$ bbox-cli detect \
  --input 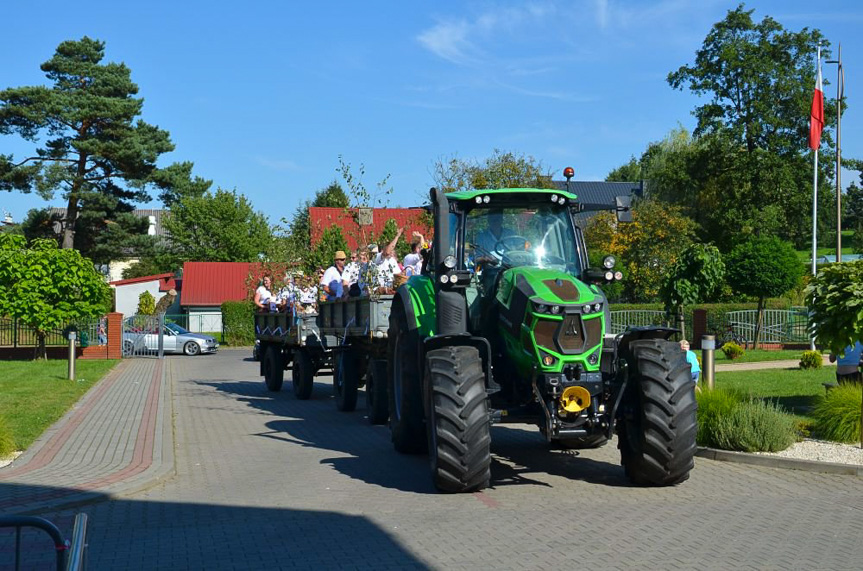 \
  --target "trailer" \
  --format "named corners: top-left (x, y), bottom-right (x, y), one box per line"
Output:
top-left (254, 295), bottom-right (394, 424)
